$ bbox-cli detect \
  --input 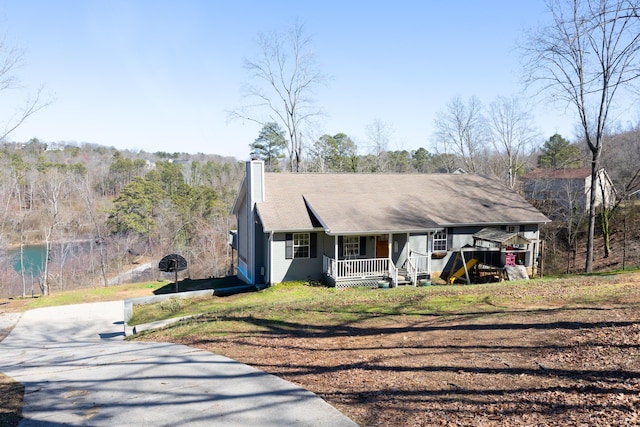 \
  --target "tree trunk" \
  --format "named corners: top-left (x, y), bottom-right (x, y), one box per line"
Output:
top-left (585, 153), bottom-right (600, 273)
top-left (600, 210), bottom-right (611, 258)
top-left (42, 239), bottom-right (50, 296)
